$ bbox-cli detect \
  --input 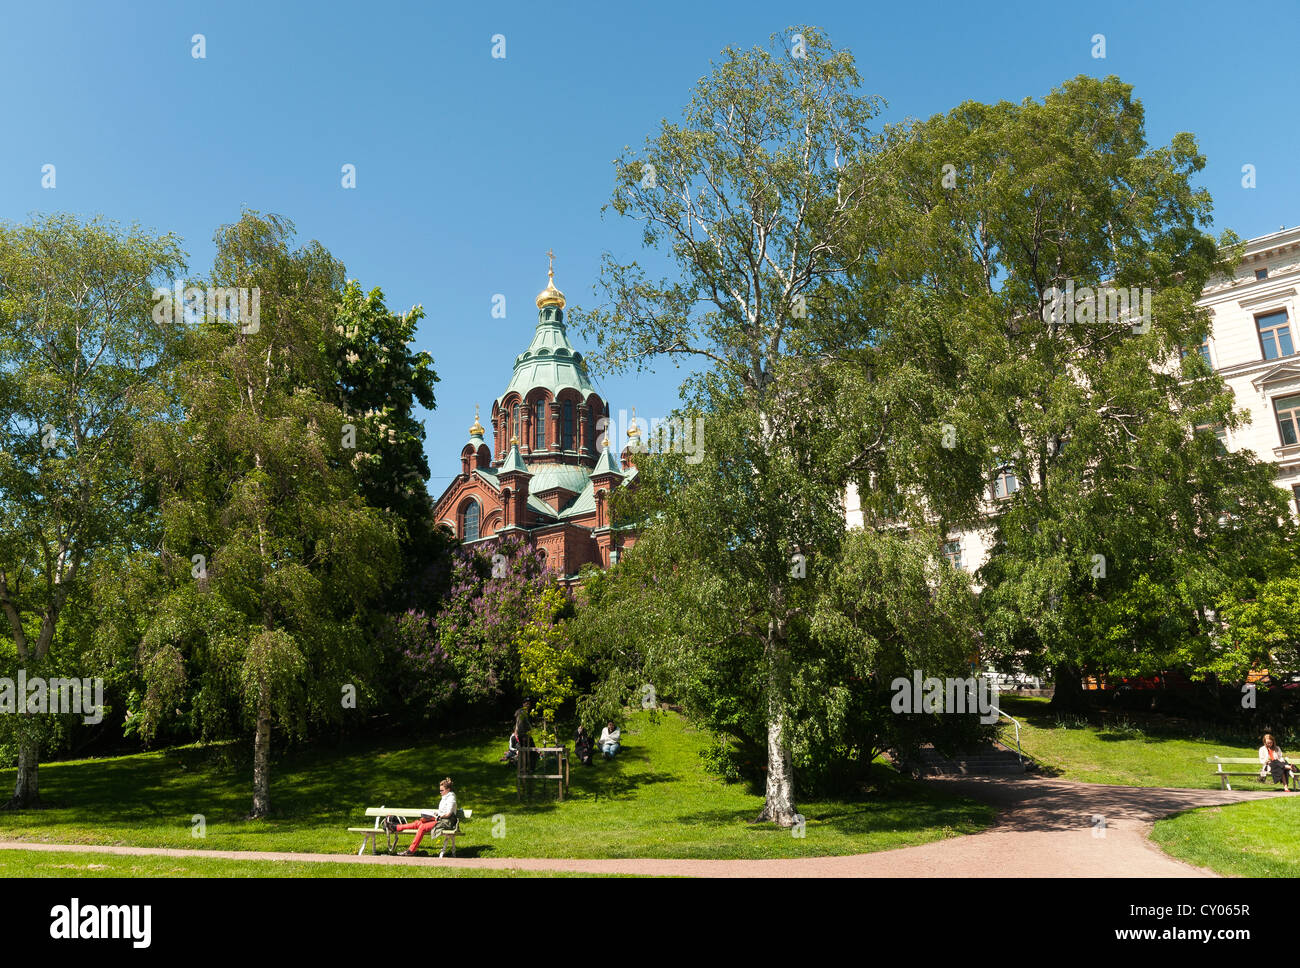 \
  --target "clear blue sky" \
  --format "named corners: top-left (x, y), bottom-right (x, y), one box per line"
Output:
top-left (1, 0), bottom-right (1294, 495)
